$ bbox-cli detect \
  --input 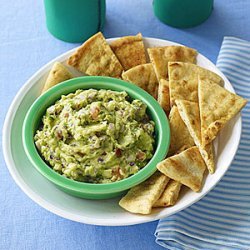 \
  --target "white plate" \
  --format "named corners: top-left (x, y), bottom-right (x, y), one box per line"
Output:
top-left (2, 37), bottom-right (242, 226)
